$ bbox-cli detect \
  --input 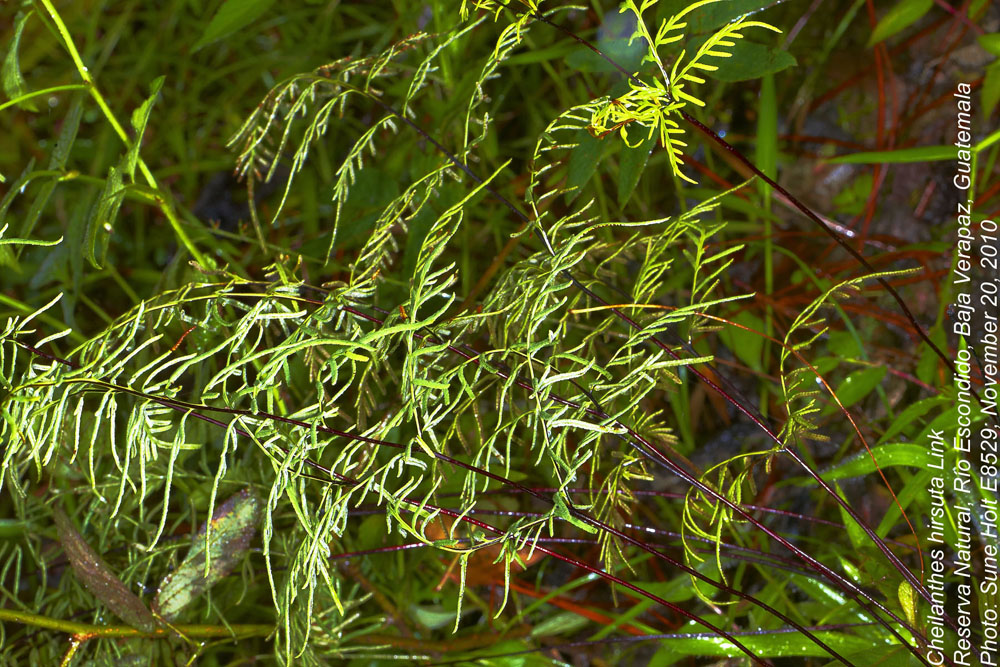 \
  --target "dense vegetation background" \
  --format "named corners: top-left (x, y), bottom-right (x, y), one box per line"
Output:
top-left (1, 0), bottom-right (998, 664)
